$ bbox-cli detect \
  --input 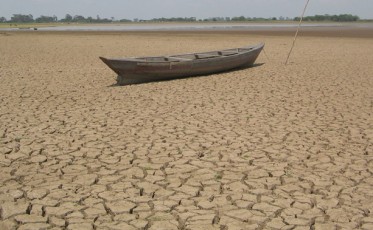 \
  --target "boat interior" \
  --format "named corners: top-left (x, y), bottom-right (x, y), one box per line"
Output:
top-left (138, 47), bottom-right (254, 62)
